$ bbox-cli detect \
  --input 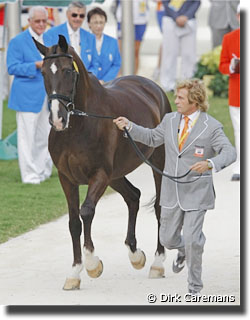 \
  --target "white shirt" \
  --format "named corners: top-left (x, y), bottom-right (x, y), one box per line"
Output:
top-left (67, 22), bottom-right (80, 55)
top-left (29, 27), bottom-right (44, 57)
top-left (95, 35), bottom-right (103, 55)
top-left (29, 27), bottom-right (44, 43)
